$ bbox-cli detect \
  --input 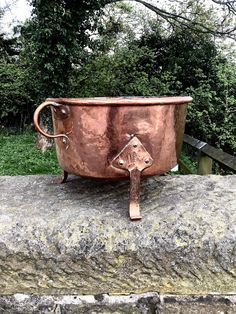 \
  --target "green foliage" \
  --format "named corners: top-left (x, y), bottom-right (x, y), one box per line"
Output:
top-left (0, 35), bottom-right (17, 60)
top-left (136, 26), bottom-right (236, 155)
top-left (180, 151), bottom-right (198, 174)
top-left (70, 23), bottom-right (235, 156)
top-left (0, 131), bottom-right (60, 175)
top-left (0, 31), bottom-right (33, 129)
top-left (71, 46), bottom-right (158, 97)
top-left (22, 0), bottom-right (108, 100)
top-left (185, 59), bottom-right (236, 155)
